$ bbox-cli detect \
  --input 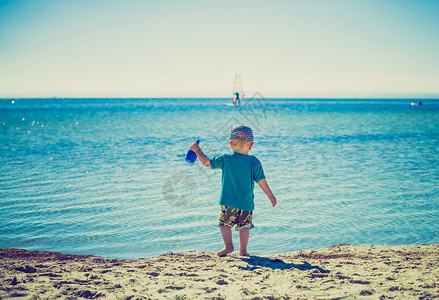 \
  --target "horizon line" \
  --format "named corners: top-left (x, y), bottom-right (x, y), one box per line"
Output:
top-left (1, 96), bottom-right (439, 100)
